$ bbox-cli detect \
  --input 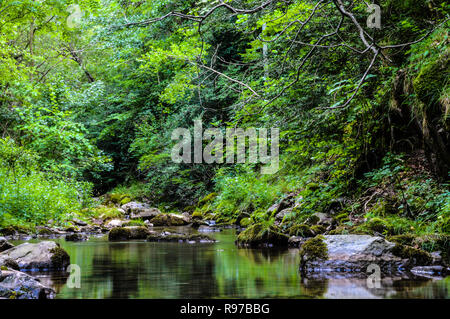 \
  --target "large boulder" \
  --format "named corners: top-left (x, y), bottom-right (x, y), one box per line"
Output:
top-left (121, 202), bottom-right (151, 215)
top-left (299, 235), bottom-right (432, 275)
top-left (150, 213), bottom-right (189, 226)
top-left (274, 208), bottom-right (293, 225)
top-left (108, 226), bottom-right (151, 241)
top-left (0, 269), bottom-right (55, 299)
top-left (130, 208), bottom-right (161, 221)
top-left (236, 223), bottom-right (289, 247)
top-left (0, 241), bottom-right (70, 271)
top-left (0, 237), bottom-right (14, 252)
